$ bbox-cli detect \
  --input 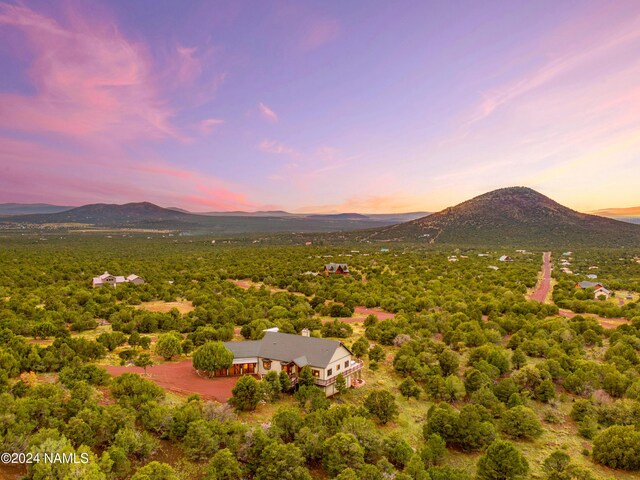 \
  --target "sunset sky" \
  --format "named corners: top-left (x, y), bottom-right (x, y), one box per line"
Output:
top-left (1, 0), bottom-right (639, 213)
